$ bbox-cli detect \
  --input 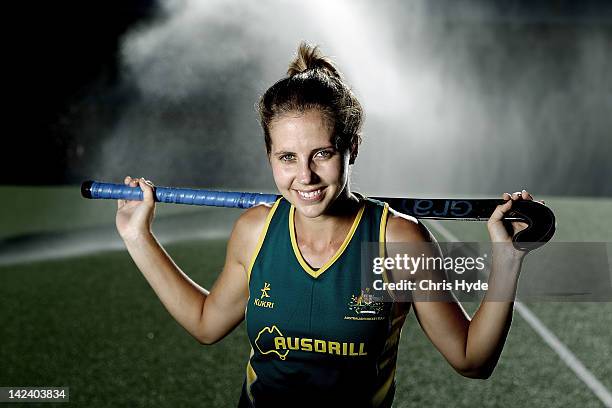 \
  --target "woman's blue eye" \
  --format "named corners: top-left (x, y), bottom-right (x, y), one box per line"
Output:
top-left (315, 150), bottom-right (332, 159)
top-left (280, 154), bottom-right (295, 162)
